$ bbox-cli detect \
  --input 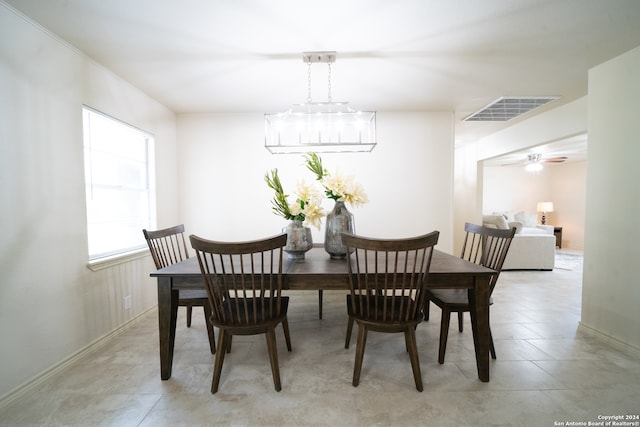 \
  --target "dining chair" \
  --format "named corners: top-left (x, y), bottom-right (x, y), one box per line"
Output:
top-left (342, 231), bottom-right (440, 391)
top-left (425, 222), bottom-right (515, 364)
top-left (189, 233), bottom-right (292, 394)
top-left (143, 224), bottom-right (216, 354)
